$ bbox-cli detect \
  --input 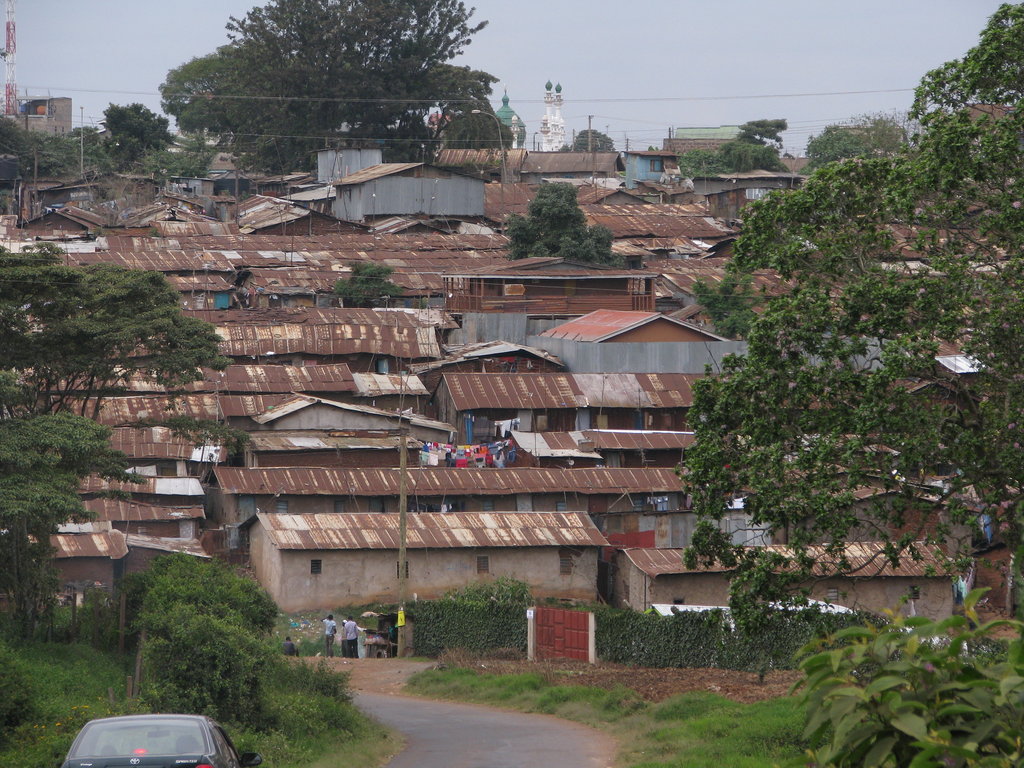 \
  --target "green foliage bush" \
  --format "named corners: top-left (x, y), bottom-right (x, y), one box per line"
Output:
top-left (142, 605), bottom-right (274, 726)
top-left (413, 578), bottom-right (531, 656)
top-left (595, 605), bottom-right (870, 671)
top-left (797, 590), bottom-right (1023, 767)
top-left (0, 641), bottom-right (34, 744)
